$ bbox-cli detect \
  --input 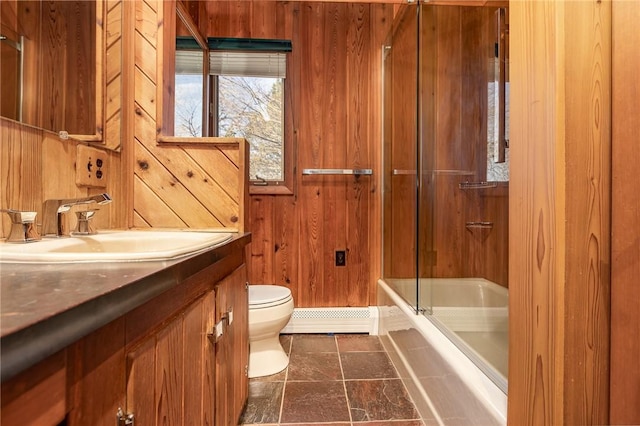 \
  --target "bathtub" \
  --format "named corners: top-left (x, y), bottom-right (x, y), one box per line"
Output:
top-left (377, 278), bottom-right (507, 425)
